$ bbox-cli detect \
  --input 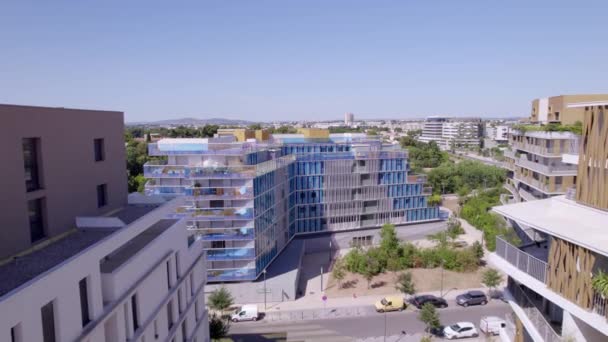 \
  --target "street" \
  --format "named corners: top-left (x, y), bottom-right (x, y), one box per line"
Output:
top-left (229, 300), bottom-right (511, 341)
